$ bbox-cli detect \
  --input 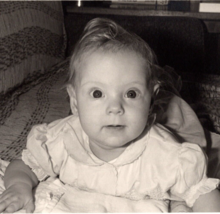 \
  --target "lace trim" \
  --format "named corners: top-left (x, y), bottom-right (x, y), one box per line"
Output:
top-left (185, 177), bottom-right (220, 207)
top-left (22, 149), bottom-right (49, 181)
top-left (33, 179), bottom-right (65, 213)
